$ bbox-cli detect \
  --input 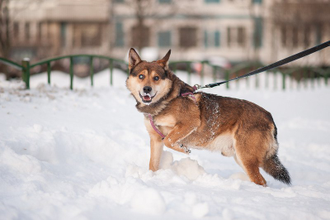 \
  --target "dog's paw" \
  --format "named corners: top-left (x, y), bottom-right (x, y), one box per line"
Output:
top-left (180, 144), bottom-right (191, 154)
